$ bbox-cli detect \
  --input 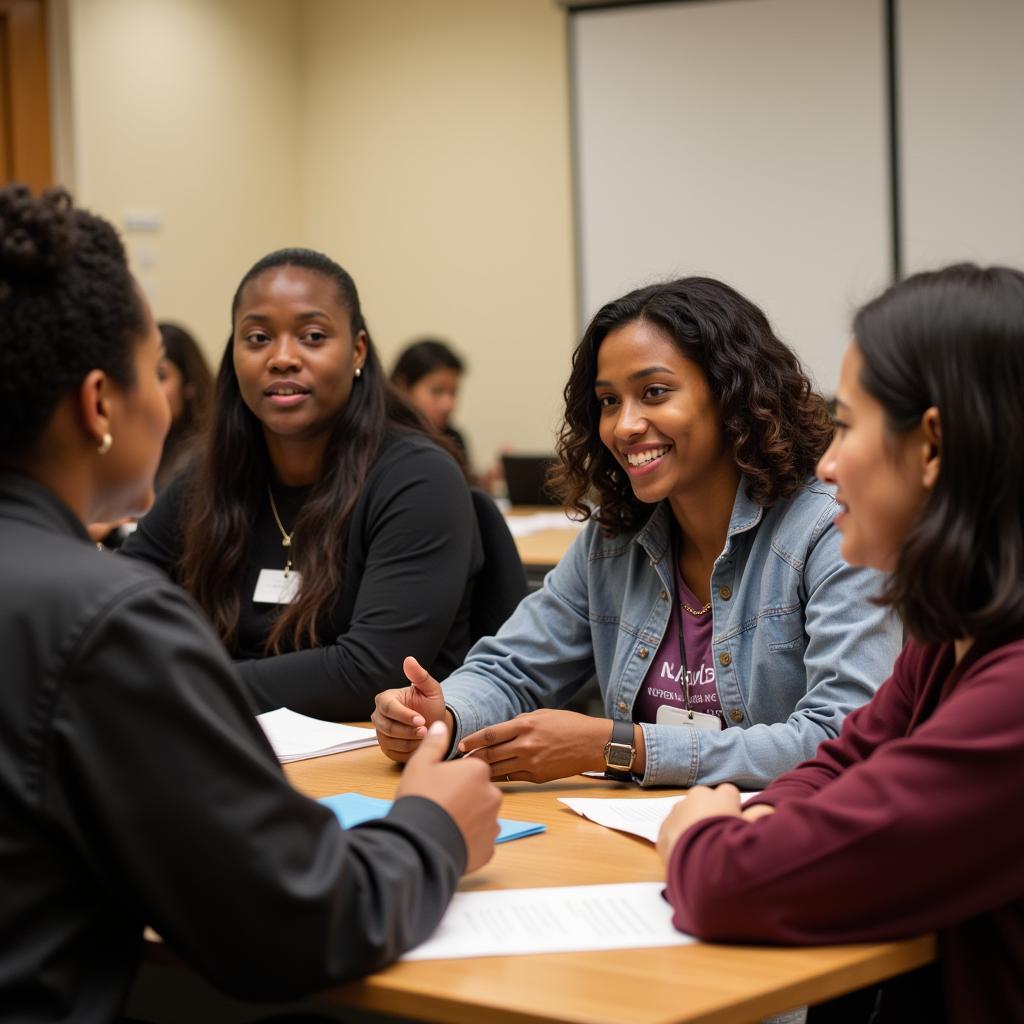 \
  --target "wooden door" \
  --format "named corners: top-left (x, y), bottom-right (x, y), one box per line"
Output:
top-left (0, 0), bottom-right (52, 191)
